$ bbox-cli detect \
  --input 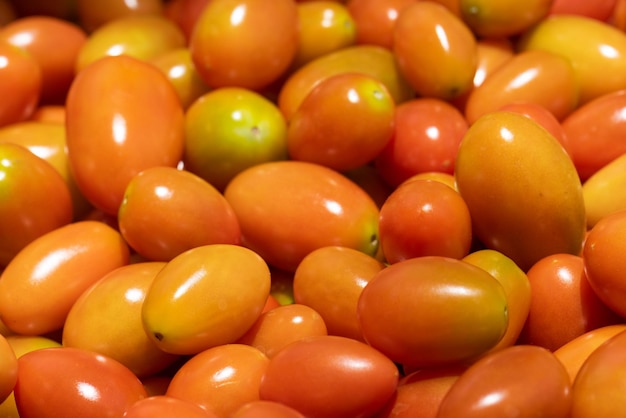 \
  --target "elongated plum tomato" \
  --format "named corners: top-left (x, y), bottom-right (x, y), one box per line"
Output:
top-left (459, 0), bottom-right (552, 37)
top-left (65, 54), bottom-right (185, 215)
top-left (224, 160), bottom-right (380, 272)
top-left (0, 221), bottom-right (130, 335)
top-left (259, 335), bottom-right (399, 418)
top-left (141, 244), bottom-right (271, 355)
top-left (0, 335), bottom-right (16, 404)
top-left (0, 142), bottom-right (72, 267)
top-left (357, 256), bottom-right (508, 369)
top-left (437, 345), bottom-right (571, 418)
top-left (455, 111), bottom-right (586, 271)
top-left (14, 347), bottom-right (147, 418)
top-left (118, 166), bottom-right (241, 262)
top-left (190, 0), bottom-right (298, 90)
